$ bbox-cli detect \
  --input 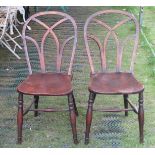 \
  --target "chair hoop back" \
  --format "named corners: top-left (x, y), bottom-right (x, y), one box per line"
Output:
top-left (22, 11), bottom-right (77, 75)
top-left (84, 10), bottom-right (139, 74)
